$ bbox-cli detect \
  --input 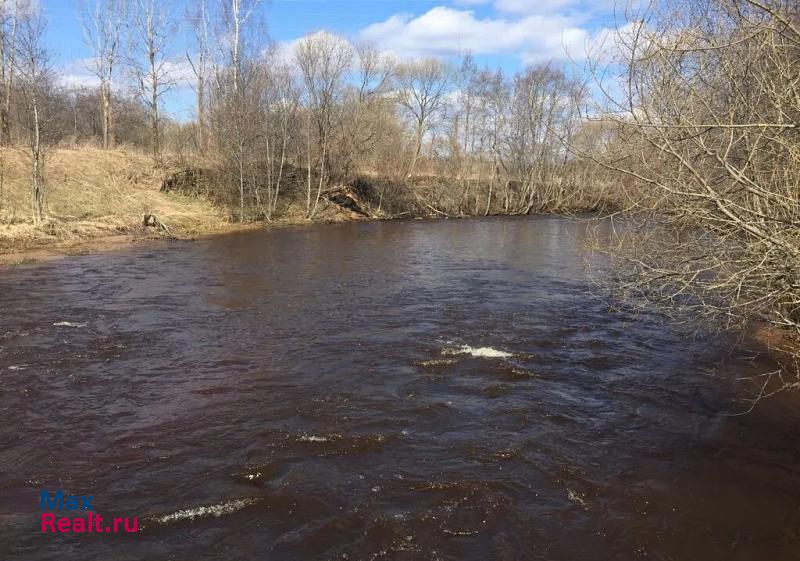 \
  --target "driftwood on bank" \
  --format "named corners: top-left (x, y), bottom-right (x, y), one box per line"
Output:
top-left (142, 213), bottom-right (172, 235)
